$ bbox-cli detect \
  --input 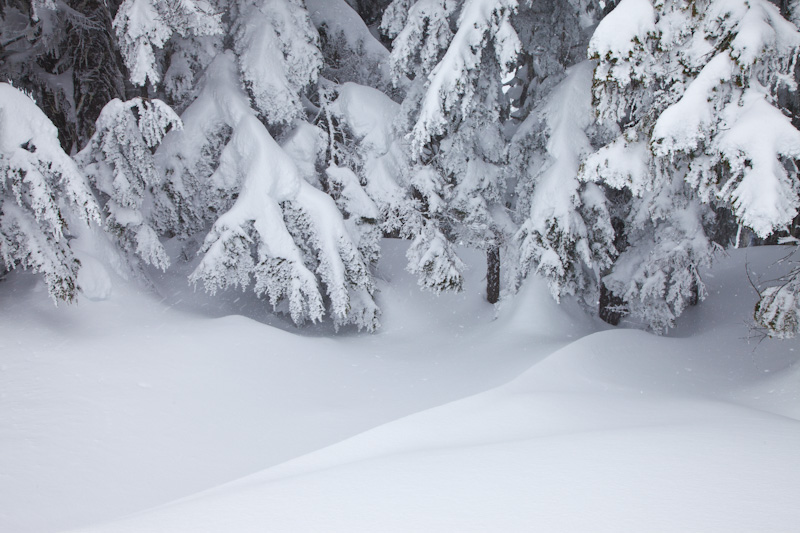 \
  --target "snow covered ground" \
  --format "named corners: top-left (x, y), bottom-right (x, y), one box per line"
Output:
top-left (1, 241), bottom-right (798, 532)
